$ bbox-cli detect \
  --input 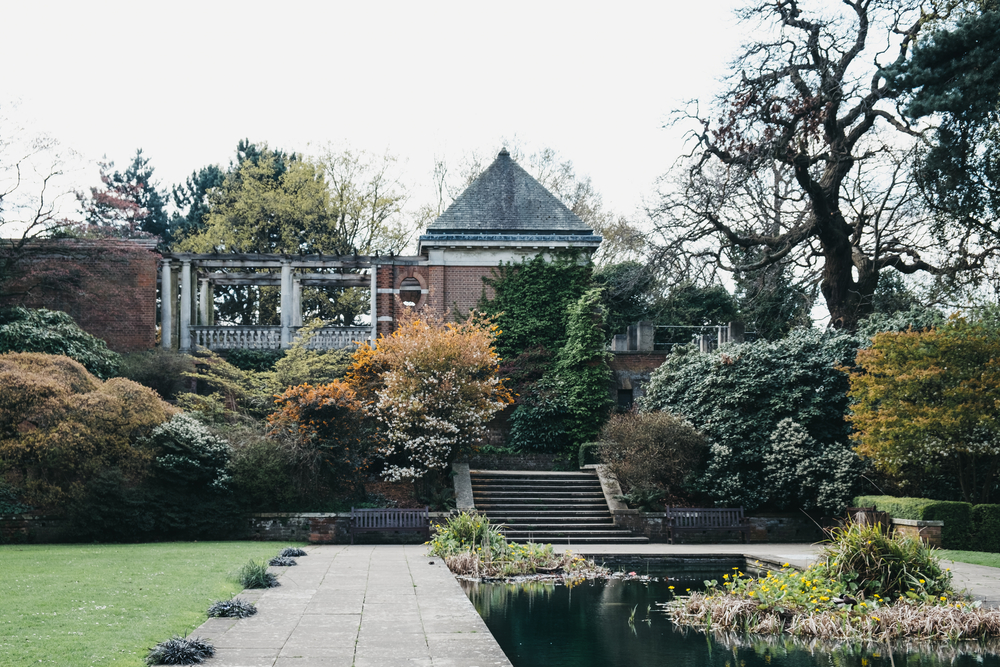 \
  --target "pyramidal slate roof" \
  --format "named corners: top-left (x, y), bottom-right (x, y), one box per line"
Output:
top-left (424, 149), bottom-right (595, 236)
